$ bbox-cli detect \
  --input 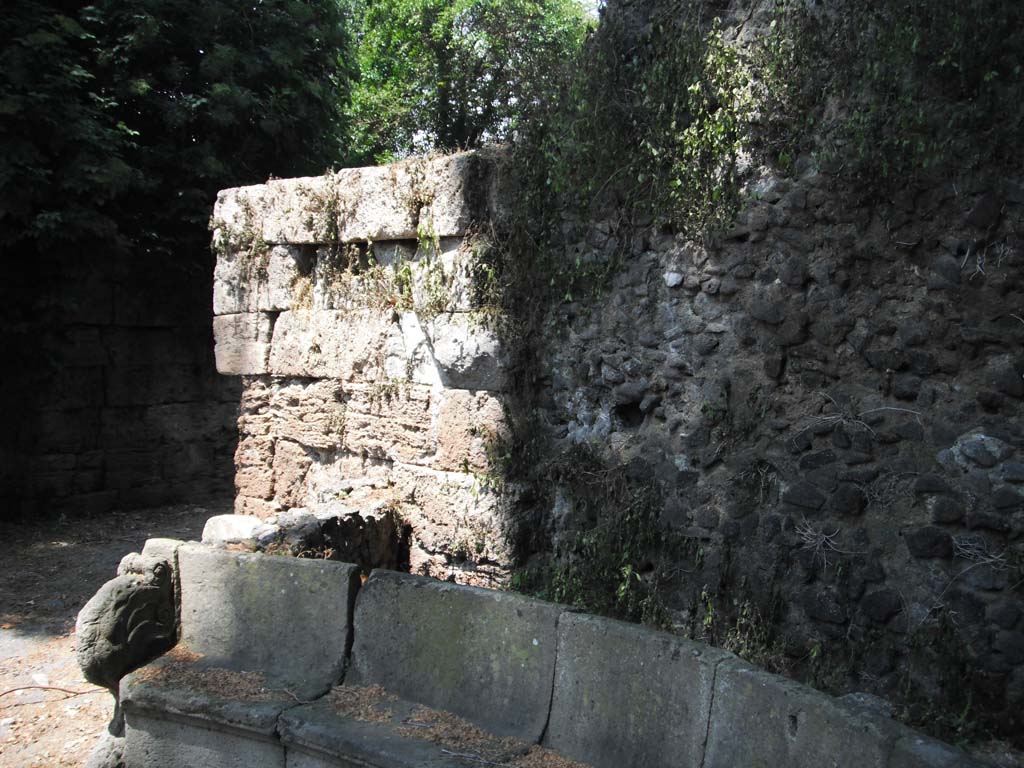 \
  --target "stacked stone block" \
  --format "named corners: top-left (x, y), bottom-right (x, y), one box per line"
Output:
top-left (211, 152), bottom-right (512, 584)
